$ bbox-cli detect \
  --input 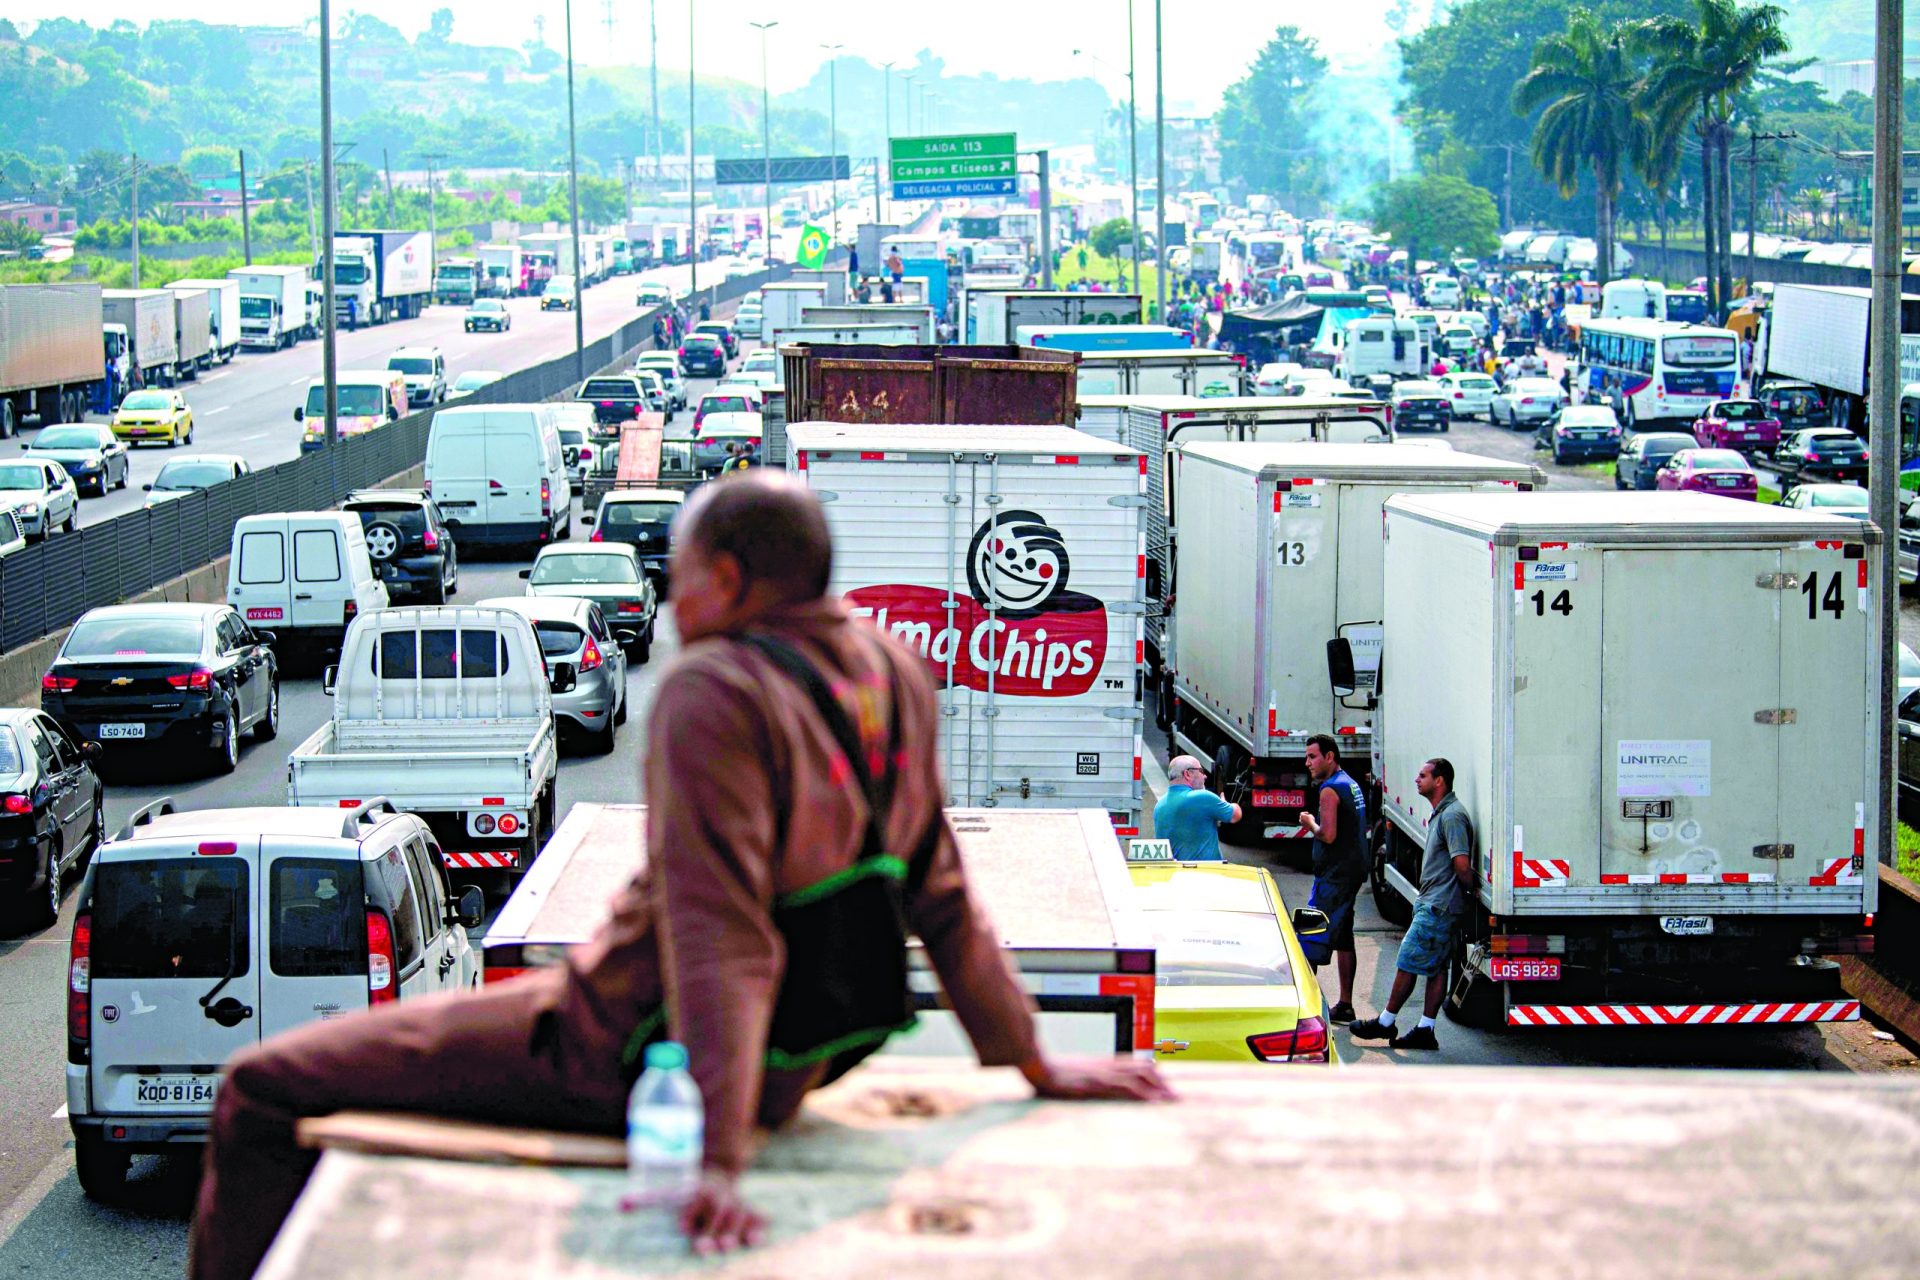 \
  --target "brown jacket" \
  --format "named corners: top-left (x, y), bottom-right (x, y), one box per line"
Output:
top-left (554, 598), bottom-right (1038, 1173)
